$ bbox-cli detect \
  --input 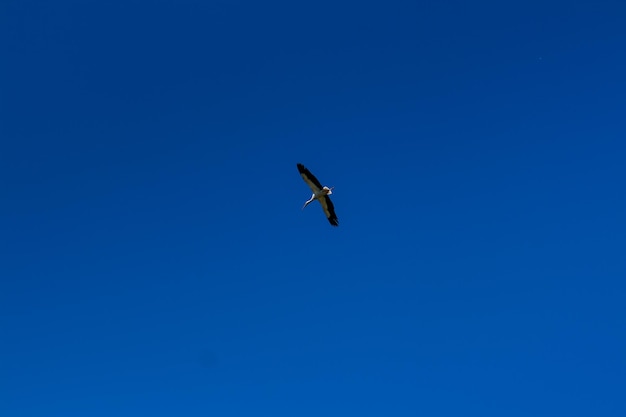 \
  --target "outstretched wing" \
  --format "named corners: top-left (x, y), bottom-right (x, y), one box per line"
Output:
top-left (319, 195), bottom-right (339, 226)
top-left (297, 163), bottom-right (322, 192)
